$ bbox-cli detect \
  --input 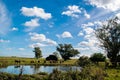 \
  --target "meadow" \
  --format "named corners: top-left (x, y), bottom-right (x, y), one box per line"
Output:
top-left (0, 56), bottom-right (77, 67)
